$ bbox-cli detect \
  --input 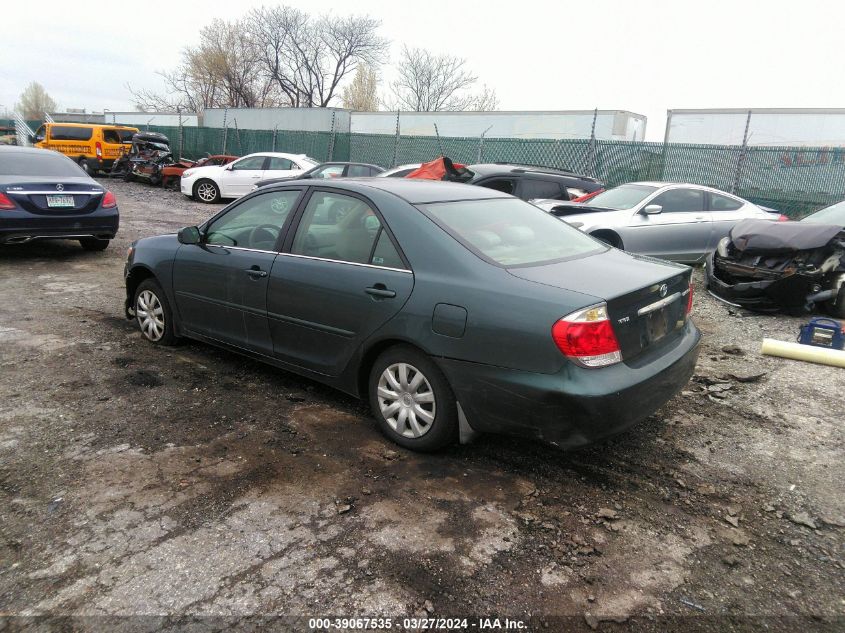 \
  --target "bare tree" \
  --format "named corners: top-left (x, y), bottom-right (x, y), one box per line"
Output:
top-left (129, 18), bottom-right (278, 112)
top-left (342, 65), bottom-right (379, 111)
top-left (15, 82), bottom-right (57, 119)
top-left (388, 46), bottom-right (498, 112)
top-left (248, 7), bottom-right (388, 107)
